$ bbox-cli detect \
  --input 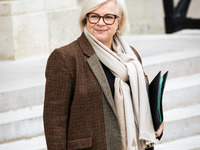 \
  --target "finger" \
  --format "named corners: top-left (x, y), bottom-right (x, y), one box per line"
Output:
top-left (155, 131), bottom-right (160, 137)
top-left (155, 129), bottom-right (162, 137)
top-left (158, 122), bottom-right (164, 131)
top-left (156, 122), bottom-right (165, 137)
